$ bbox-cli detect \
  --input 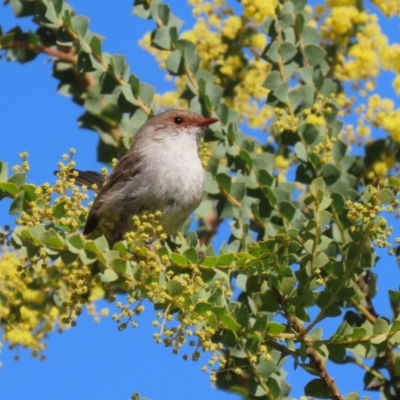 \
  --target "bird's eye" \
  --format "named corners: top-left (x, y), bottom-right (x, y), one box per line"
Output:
top-left (174, 117), bottom-right (183, 124)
